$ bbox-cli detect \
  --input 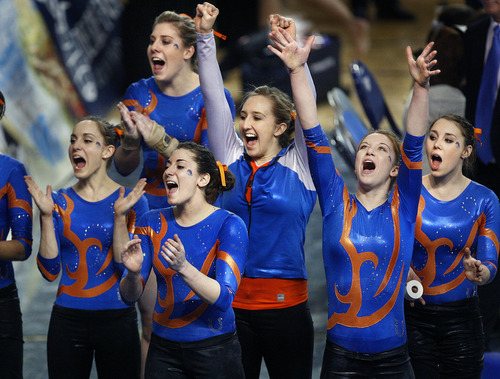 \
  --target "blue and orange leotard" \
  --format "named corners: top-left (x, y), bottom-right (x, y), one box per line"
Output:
top-left (37, 187), bottom-right (148, 310)
top-left (134, 207), bottom-right (248, 342)
top-left (122, 78), bottom-right (236, 209)
top-left (304, 125), bottom-right (424, 354)
top-left (198, 31), bottom-right (317, 310)
top-left (0, 154), bottom-right (32, 289)
top-left (412, 182), bottom-right (499, 304)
